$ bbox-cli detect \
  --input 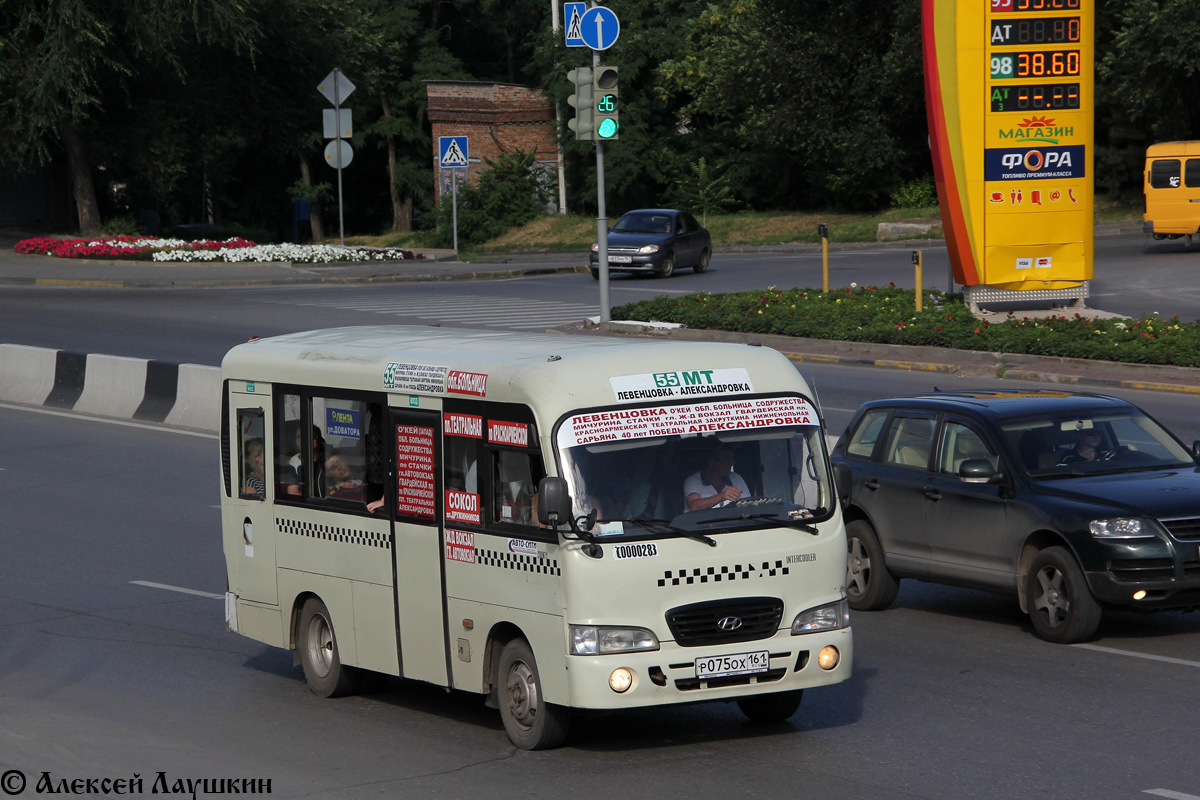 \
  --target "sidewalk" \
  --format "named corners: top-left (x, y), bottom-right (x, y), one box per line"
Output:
top-left (0, 247), bottom-right (588, 289)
